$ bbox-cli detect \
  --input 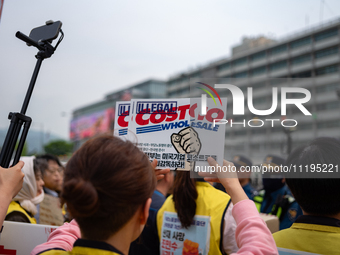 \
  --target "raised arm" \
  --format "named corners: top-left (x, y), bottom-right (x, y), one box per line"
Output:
top-left (30, 219), bottom-right (81, 255)
top-left (0, 161), bottom-right (25, 226)
top-left (200, 158), bottom-right (278, 255)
